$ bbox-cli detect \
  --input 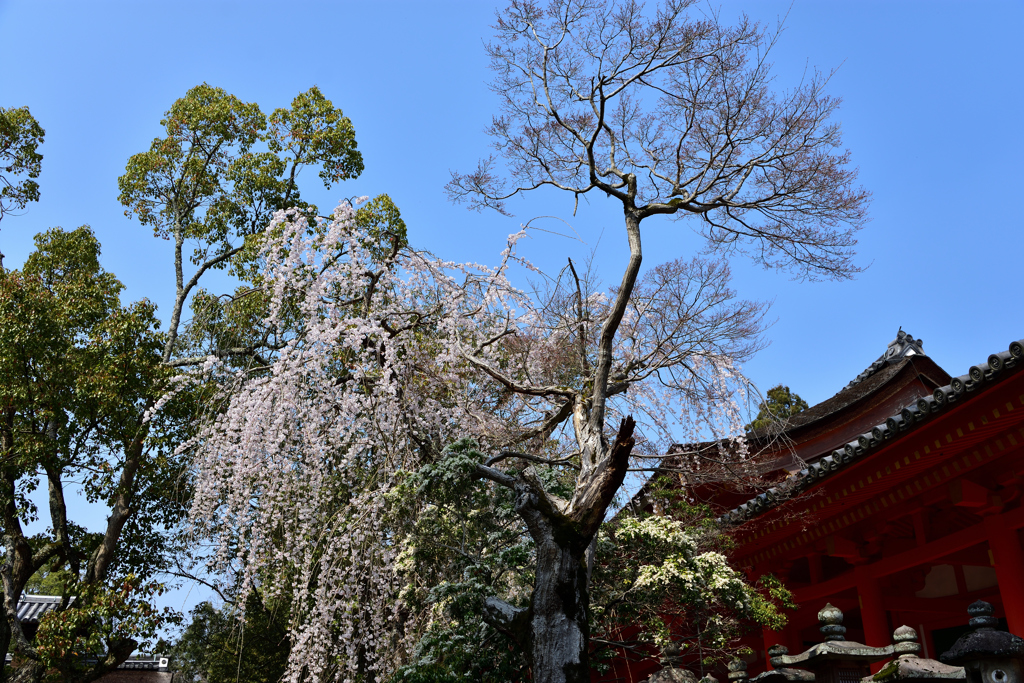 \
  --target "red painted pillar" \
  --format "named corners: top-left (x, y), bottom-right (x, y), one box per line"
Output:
top-left (856, 566), bottom-right (889, 673)
top-left (984, 514), bottom-right (1024, 636)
